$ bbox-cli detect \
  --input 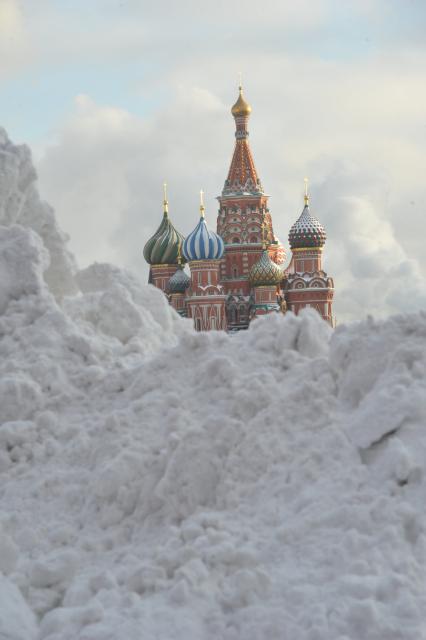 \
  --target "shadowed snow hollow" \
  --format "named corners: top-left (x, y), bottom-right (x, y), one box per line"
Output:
top-left (0, 129), bottom-right (425, 640)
